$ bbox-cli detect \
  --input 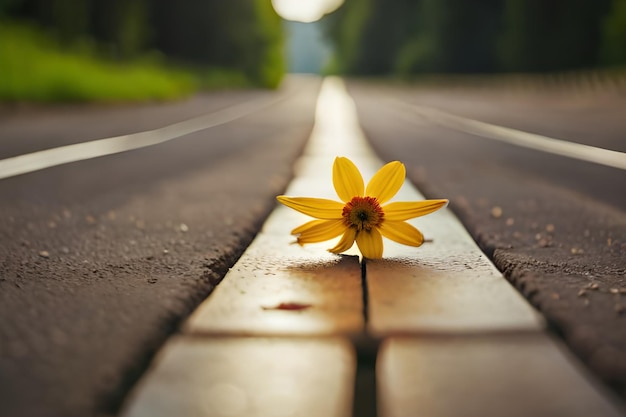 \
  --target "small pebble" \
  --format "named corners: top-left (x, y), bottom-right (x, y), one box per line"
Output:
top-left (38, 250), bottom-right (50, 258)
top-left (490, 206), bottom-right (503, 218)
top-left (179, 223), bottom-right (189, 232)
top-left (455, 196), bottom-right (470, 208)
top-left (546, 224), bottom-right (555, 233)
top-left (505, 218), bottom-right (515, 226)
